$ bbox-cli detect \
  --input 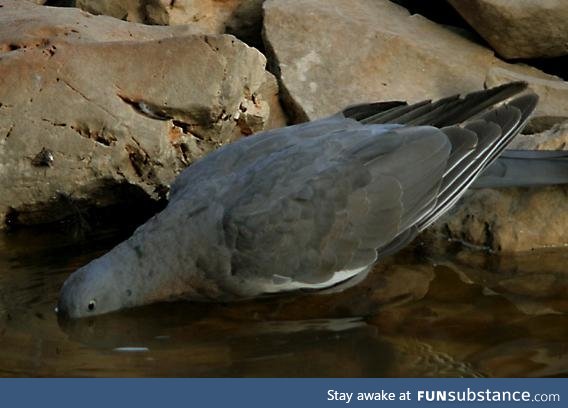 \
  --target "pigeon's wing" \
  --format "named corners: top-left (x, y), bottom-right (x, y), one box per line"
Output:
top-left (342, 100), bottom-right (407, 121)
top-left (221, 84), bottom-right (538, 295)
top-left (172, 82), bottom-right (531, 200)
top-left (221, 125), bottom-right (457, 295)
top-left (169, 116), bottom-right (364, 200)
top-left (416, 94), bottom-right (538, 230)
top-left (342, 82), bottom-right (538, 231)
